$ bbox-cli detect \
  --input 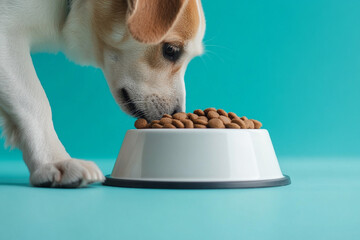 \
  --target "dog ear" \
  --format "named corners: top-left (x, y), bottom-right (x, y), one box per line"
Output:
top-left (126, 0), bottom-right (188, 44)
